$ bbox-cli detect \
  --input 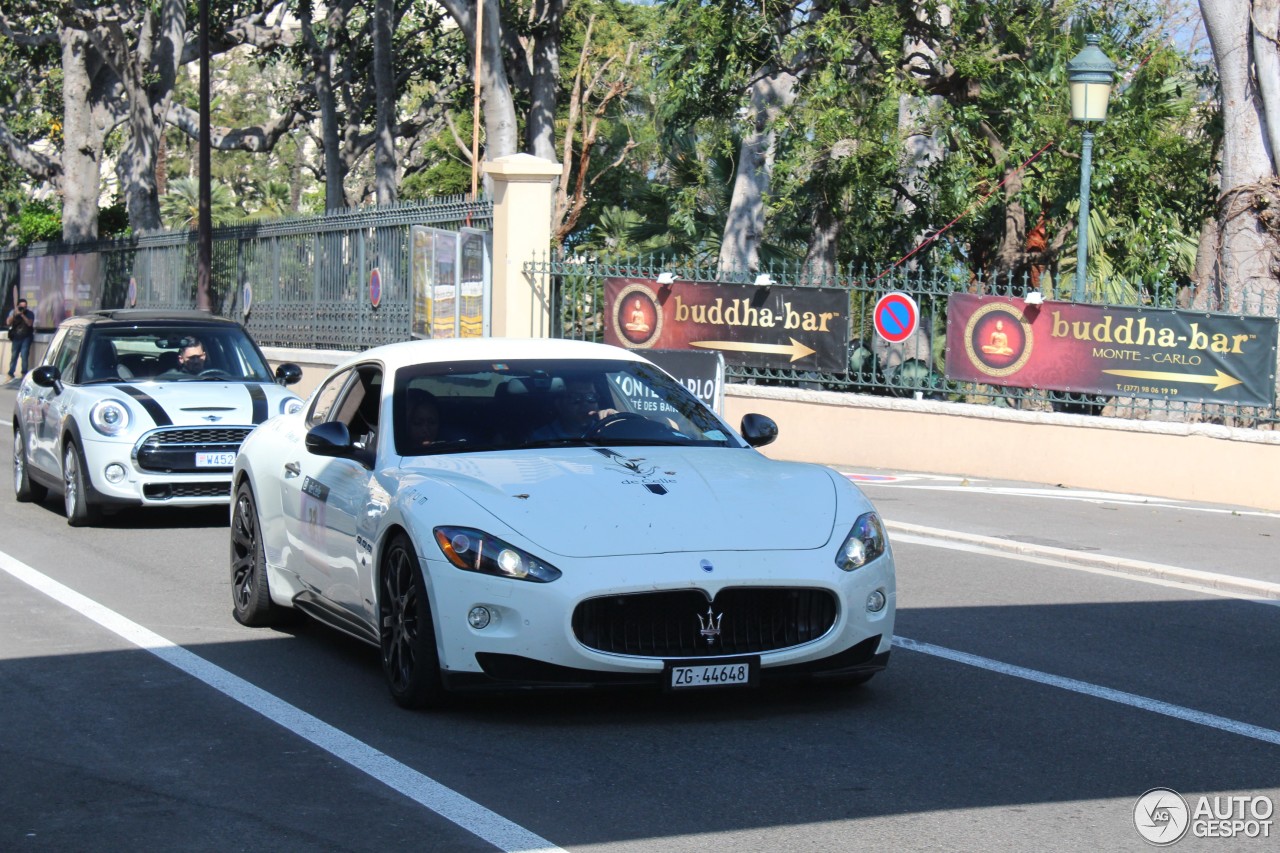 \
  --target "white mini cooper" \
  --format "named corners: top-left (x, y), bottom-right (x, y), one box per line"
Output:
top-left (11, 309), bottom-right (304, 525)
